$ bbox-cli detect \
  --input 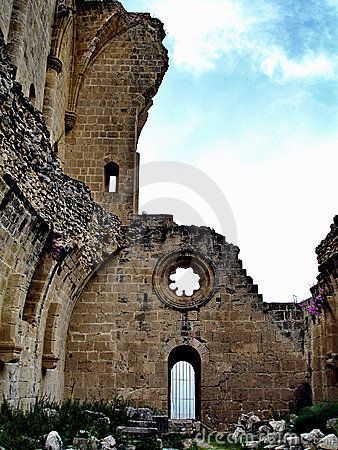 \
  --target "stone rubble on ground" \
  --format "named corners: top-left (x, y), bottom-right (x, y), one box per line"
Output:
top-left (269, 420), bottom-right (286, 433)
top-left (44, 431), bottom-right (63, 450)
top-left (326, 419), bottom-right (338, 431)
top-left (318, 434), bottom-right (338, 450)
top-left (100, 435), bottom-right (116, 449)
top-left (37, 411), bottom-right (338, 450)
top-left (301, 428), bottom-right (325, 446)
top-left (222, 412), bottom-right (338, 450)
